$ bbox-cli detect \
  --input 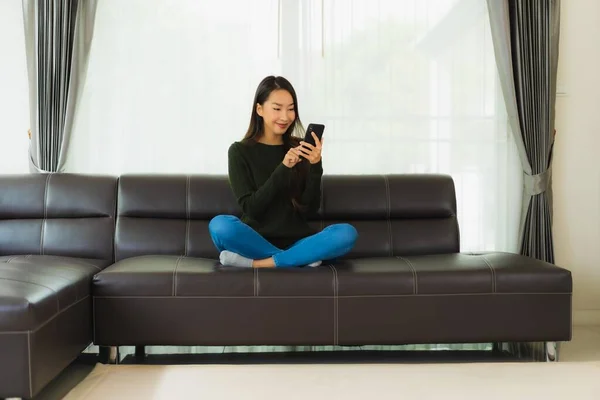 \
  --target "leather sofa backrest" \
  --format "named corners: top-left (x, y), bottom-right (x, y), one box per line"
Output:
top-left (115, 174), bottom-right (459, 260)
top-left (0, 174), bottom-right (117, 261)
top-left (321, 174), bottom-right (459, 257)
top-left (116, 175), bottom-right (239, 261)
